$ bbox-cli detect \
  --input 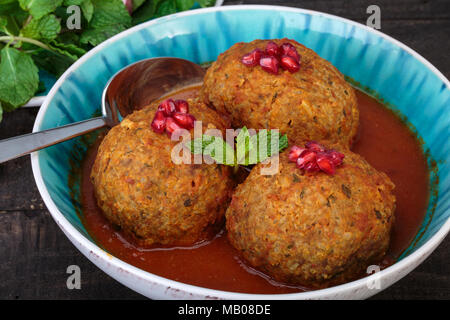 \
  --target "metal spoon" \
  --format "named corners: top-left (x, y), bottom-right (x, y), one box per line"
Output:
top-left (0, 57), bottom-right (206, 164)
